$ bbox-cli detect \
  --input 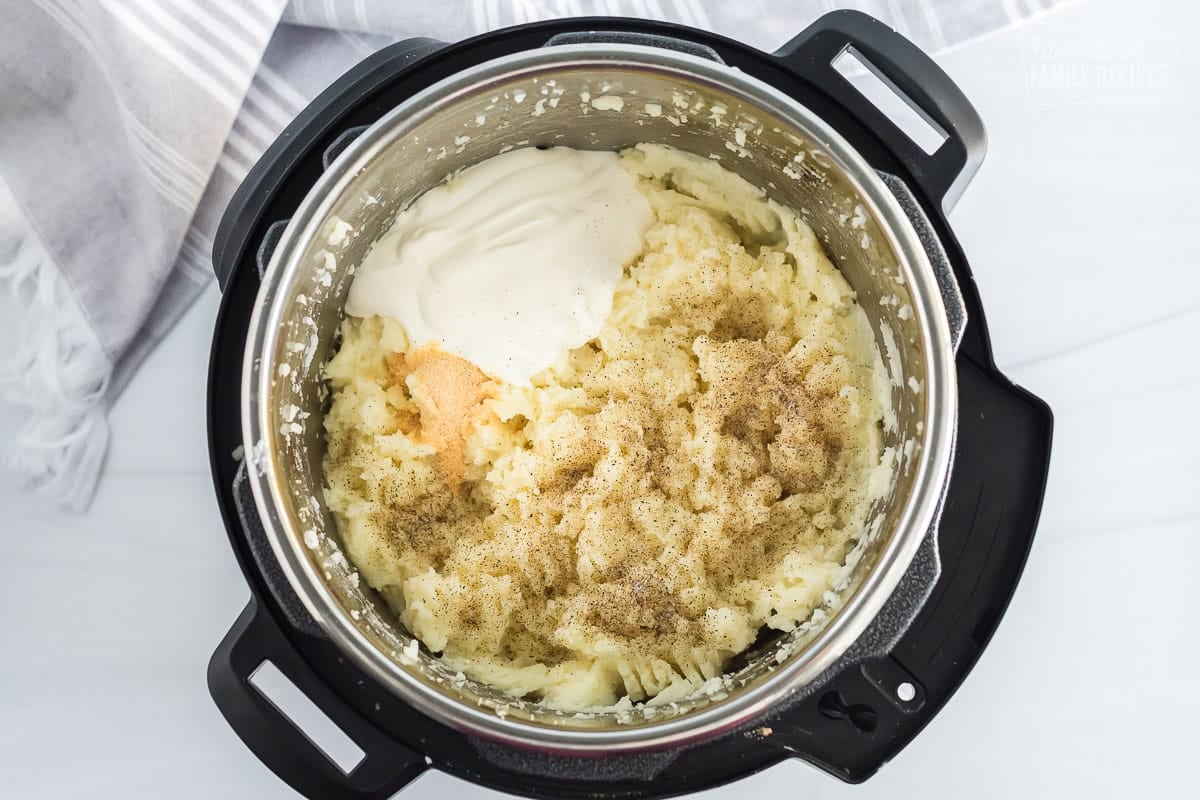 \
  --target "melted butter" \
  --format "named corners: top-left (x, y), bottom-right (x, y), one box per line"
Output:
top-left (346, 147), bottom-right (654, 385)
